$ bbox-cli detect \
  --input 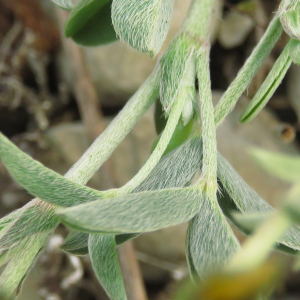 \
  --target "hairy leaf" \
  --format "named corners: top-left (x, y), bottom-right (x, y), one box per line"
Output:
top-left (59, 187), bottom-right (203, 233)
top-left (0, 133), bottom-right (106, 207)
top-left (217, 153), bottom-right (300, 251)
top-left (186, 195), bottom-right (240, 280)
top-left (71, 1), bottom-right (118, 46)
top-left (61, 231), bottom-right (89, 256)
top-left (240, 43), bottom-right (292, 123)
top-left (231, 211), bottom-right (273, 234)
top-left (251, 148), bottom-right (300, 183)
top-left (61, 231), bottom-right (139, 256)
top-left (0, 235), bottom-right (47, 298)
top-left (89, 234), bottom-right (127, 300)
top-left (159, 35), bottom-right (196, 113)
top-left (135, 135), bottom-right (202, 192)
top-left (0, 209), bottom-right (21, 232)
top-left (0, 200), bottom-right (59, 252)
top-left (112, 0), bottom-right (174, 56)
